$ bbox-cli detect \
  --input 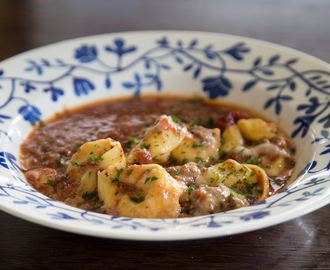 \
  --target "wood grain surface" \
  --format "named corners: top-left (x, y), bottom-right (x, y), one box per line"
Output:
top-left (0, 1), bottom-right (329, 269)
